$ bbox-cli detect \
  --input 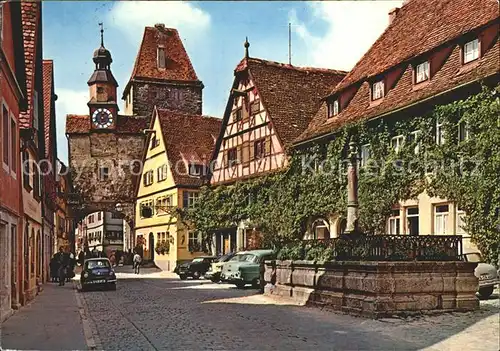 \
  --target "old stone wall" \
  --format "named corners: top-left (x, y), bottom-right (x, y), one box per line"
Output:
top-left (132, 81), bottom-right (202, 118)
top-left (68, 133), bottom-right (145, 205)
top-left (264, 260), bottom-right (479, 318)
